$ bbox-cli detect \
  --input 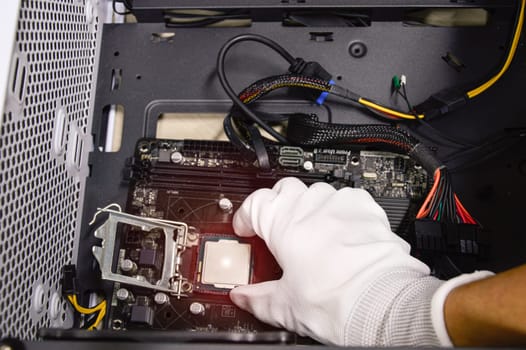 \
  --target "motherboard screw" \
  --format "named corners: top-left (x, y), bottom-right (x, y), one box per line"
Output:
top-left (189, 302), bottom-right (206, 315)
top-left (116, 288), bottom-right (133, 302)
top-left (218, 198), bottom-right (233, 212)
top-left (154, 292), bottom-right (169, 305)
top-left (170, 151), bottom-right (183, 164)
